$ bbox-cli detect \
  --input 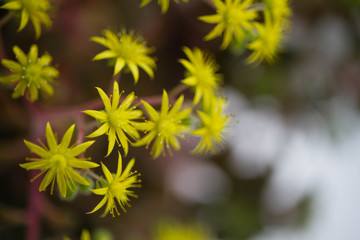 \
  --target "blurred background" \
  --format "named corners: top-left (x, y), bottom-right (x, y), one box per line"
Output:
top-left (0, 0), bottom-right (360, 239)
